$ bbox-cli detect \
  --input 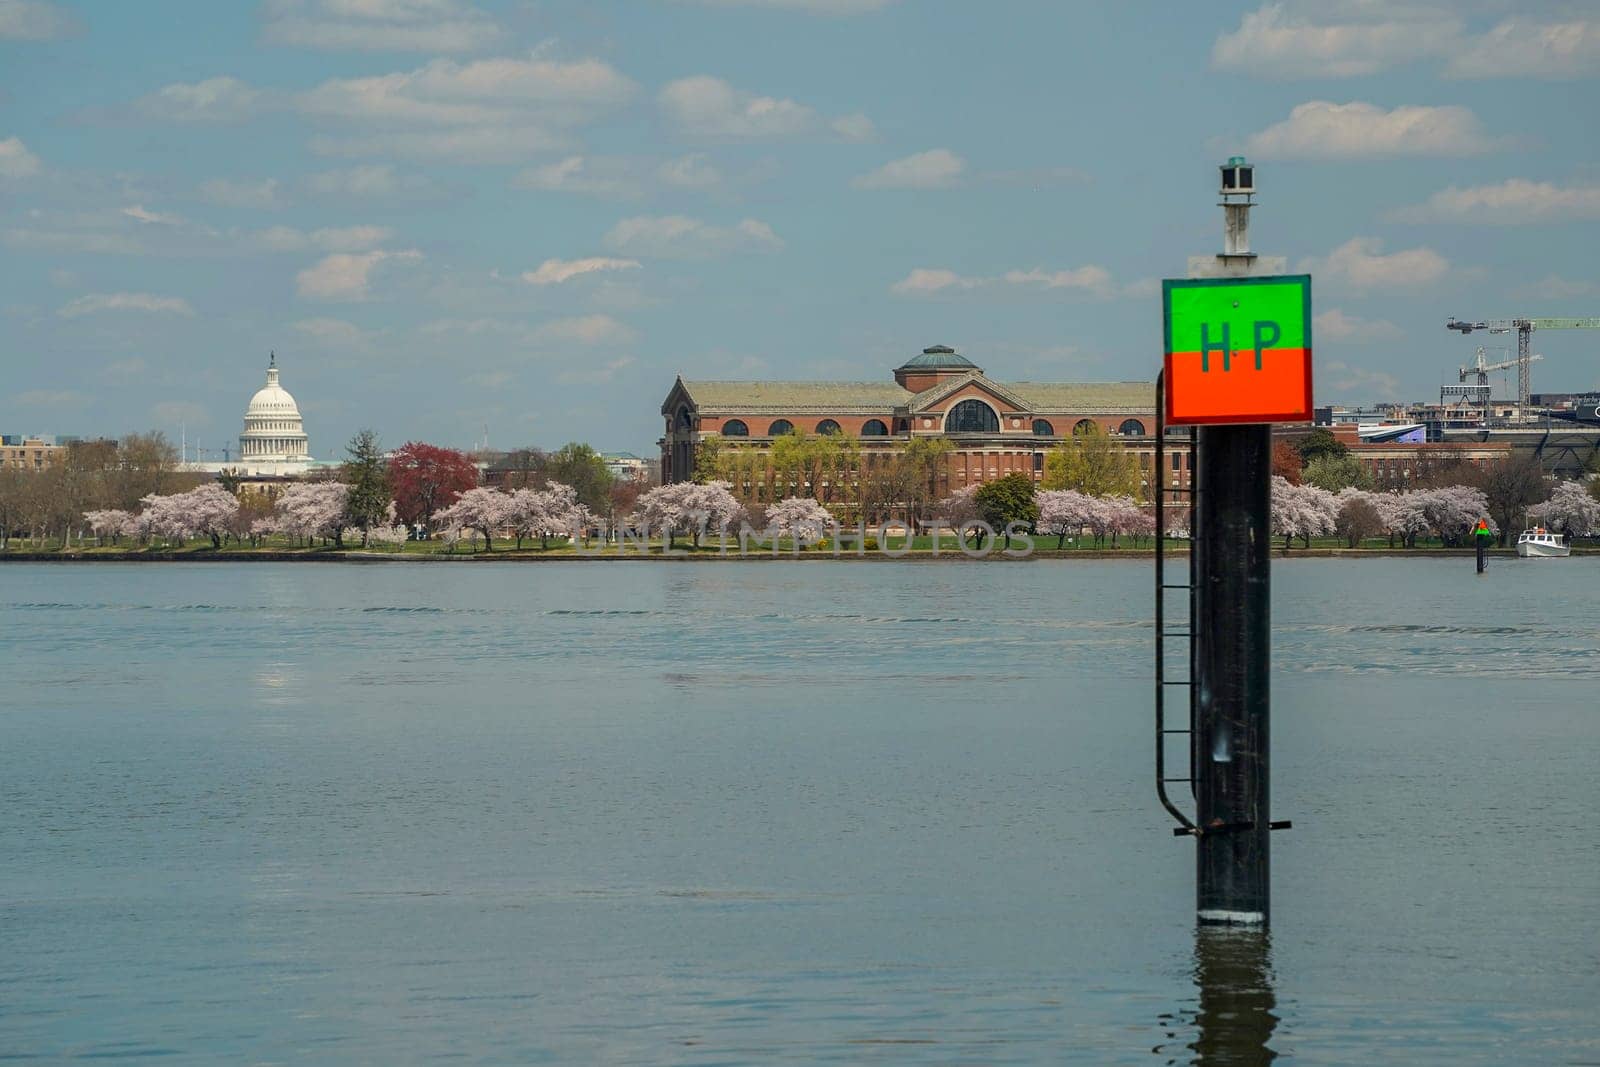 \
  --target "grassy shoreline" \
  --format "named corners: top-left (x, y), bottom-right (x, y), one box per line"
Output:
top-left (2, 544), bottom-right (1587, 562)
